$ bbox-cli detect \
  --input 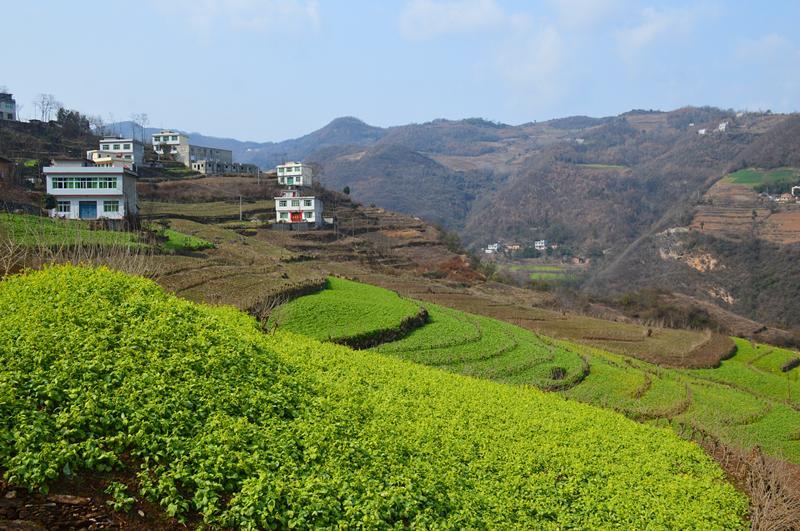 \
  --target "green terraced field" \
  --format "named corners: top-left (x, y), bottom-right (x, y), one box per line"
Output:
top-left (725, 167), bottom-right (800, 187)
top-left (0, 266), bottom-right (748, 528)
top-left (280, 279), bottom-right (800, 465)
top-left (272, 277), bottom-right (422, 343)
top-left (373, 303), bottom-right (587, 390)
